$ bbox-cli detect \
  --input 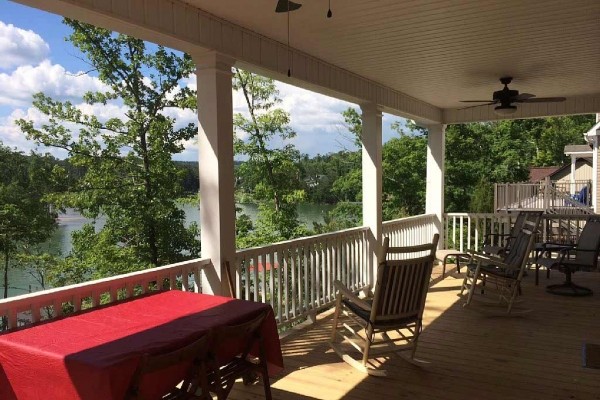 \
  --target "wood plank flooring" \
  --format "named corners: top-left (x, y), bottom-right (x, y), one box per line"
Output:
top-left (230, 265), bottom-right (600, 400)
